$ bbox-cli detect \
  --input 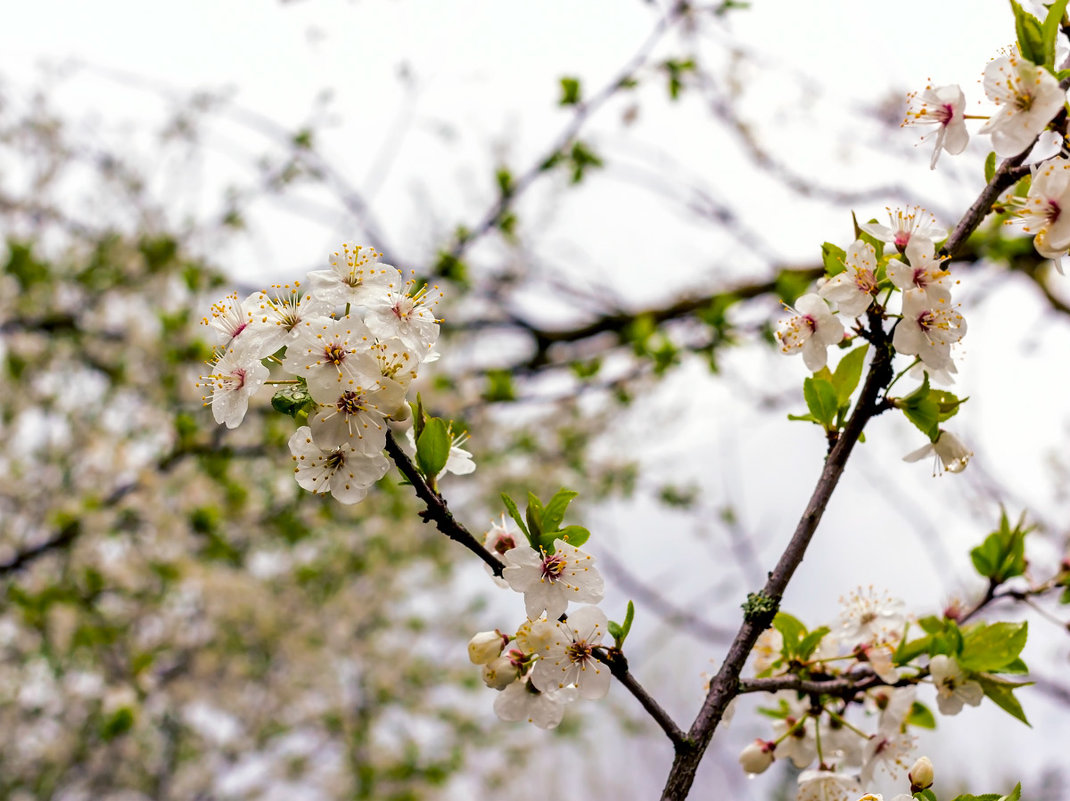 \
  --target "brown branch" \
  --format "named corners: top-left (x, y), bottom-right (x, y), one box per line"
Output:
top-left (383, 433), bottom-right (504, 577)
top-left (596, 649), bottom-right (688, 748)
top-left (659, 310), bottom-right (895, 798)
